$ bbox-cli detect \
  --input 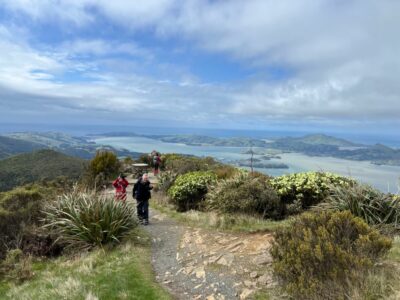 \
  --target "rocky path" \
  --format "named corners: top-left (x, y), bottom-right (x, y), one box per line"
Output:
top-left (126, 174), bottom-right (277, 299)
